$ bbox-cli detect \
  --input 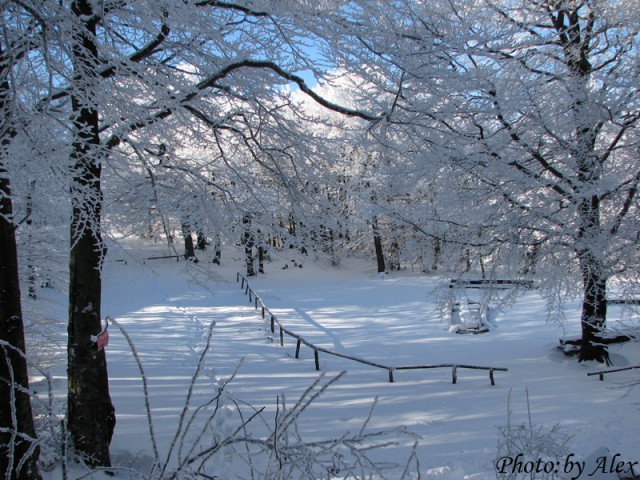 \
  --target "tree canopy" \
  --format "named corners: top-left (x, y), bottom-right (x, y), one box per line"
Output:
top-left (1, 0), bottom-right (639, 475)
